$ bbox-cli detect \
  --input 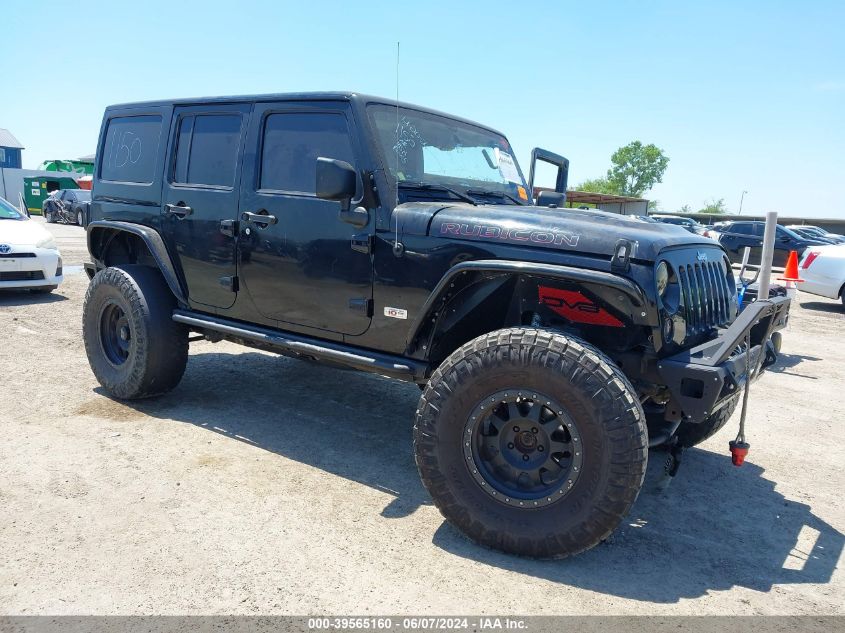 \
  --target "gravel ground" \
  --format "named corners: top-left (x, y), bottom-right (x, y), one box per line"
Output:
top-left (0, 218), bottom-right (843, 615)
